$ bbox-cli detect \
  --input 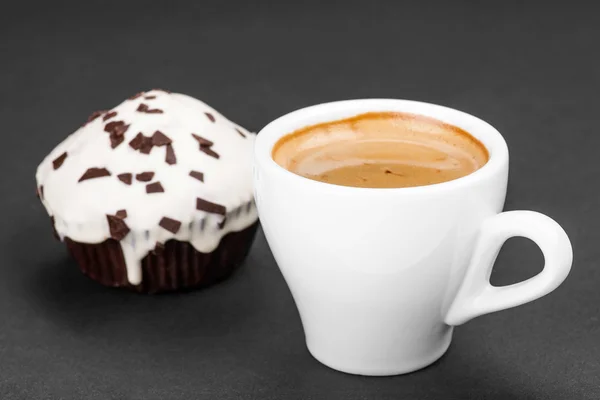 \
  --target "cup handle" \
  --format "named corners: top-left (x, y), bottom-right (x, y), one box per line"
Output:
top-left (445, 210), bottom-right (573, 326)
